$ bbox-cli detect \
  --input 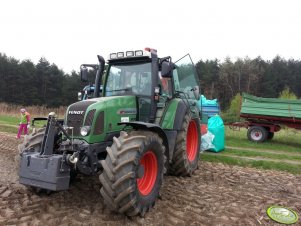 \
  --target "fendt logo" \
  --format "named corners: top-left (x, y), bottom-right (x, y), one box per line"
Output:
top-left (68, 111), bottom-right (84, 115)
